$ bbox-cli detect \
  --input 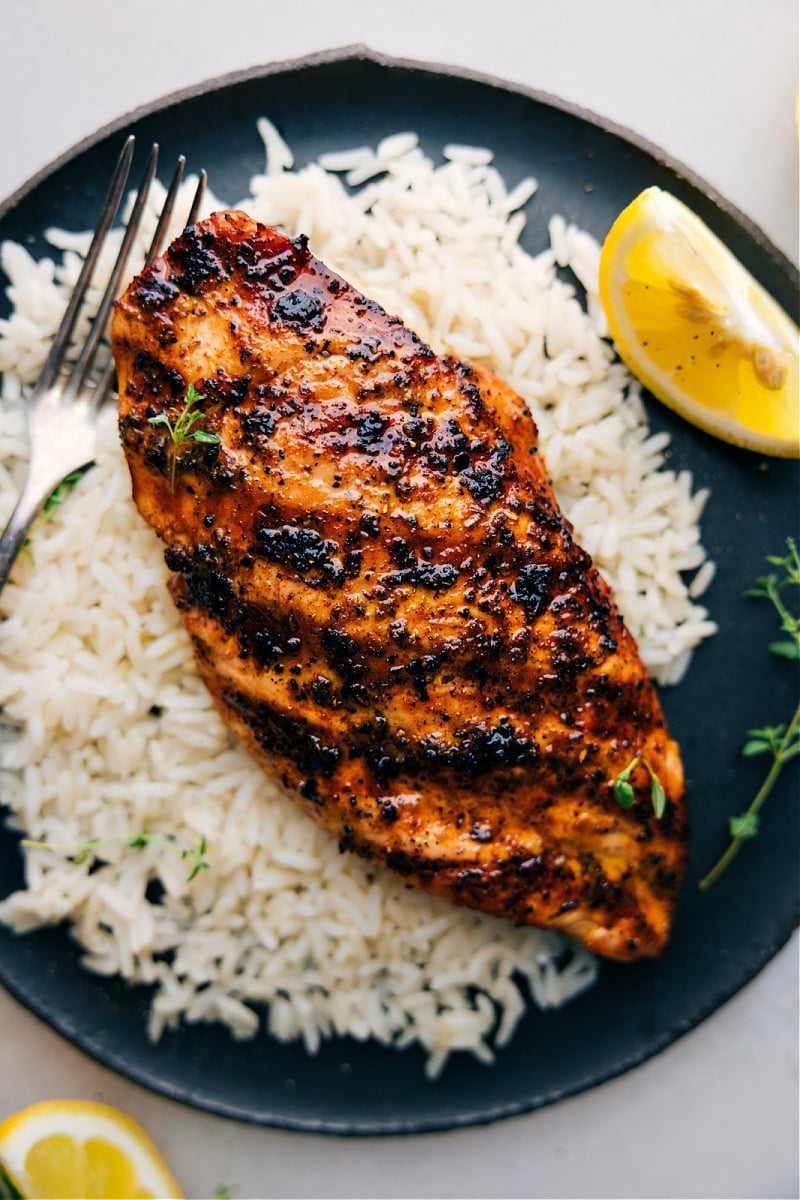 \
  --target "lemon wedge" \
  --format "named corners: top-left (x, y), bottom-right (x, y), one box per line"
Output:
top-left (0, 1100), bottom-right (183, 1199)
top-left (599, 186), bottom-right (799, 457)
